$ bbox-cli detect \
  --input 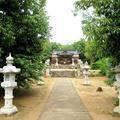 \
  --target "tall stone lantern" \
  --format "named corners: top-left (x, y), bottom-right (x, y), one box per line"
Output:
top-left (0, 53), bottom-right (21, 115)
top-left (113, 65), bottom-right (120, 114)
top-left (82, 61), bottom-right (90, 85)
